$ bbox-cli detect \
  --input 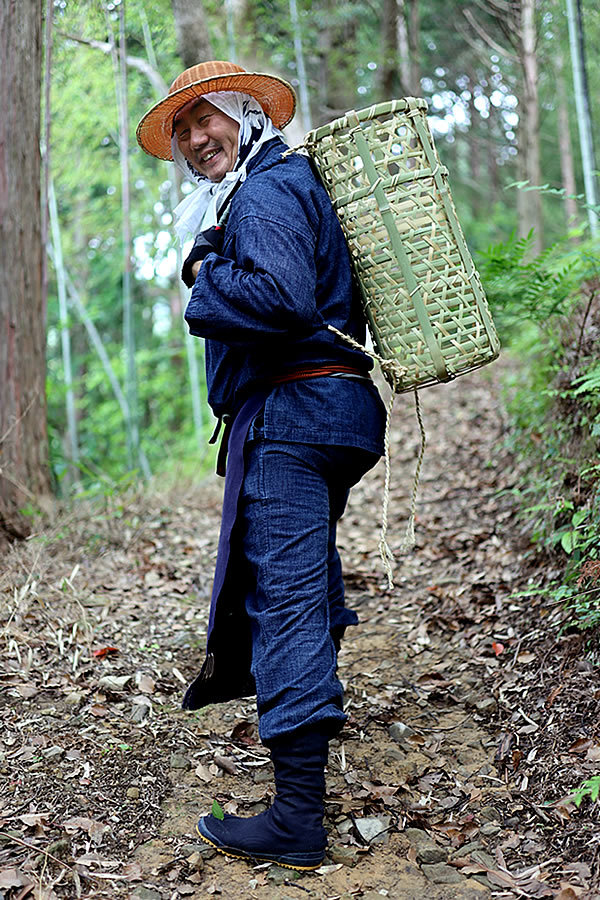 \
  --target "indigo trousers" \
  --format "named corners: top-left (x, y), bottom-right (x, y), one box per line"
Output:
top-left (238, 431), bottom-right (379, 743)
